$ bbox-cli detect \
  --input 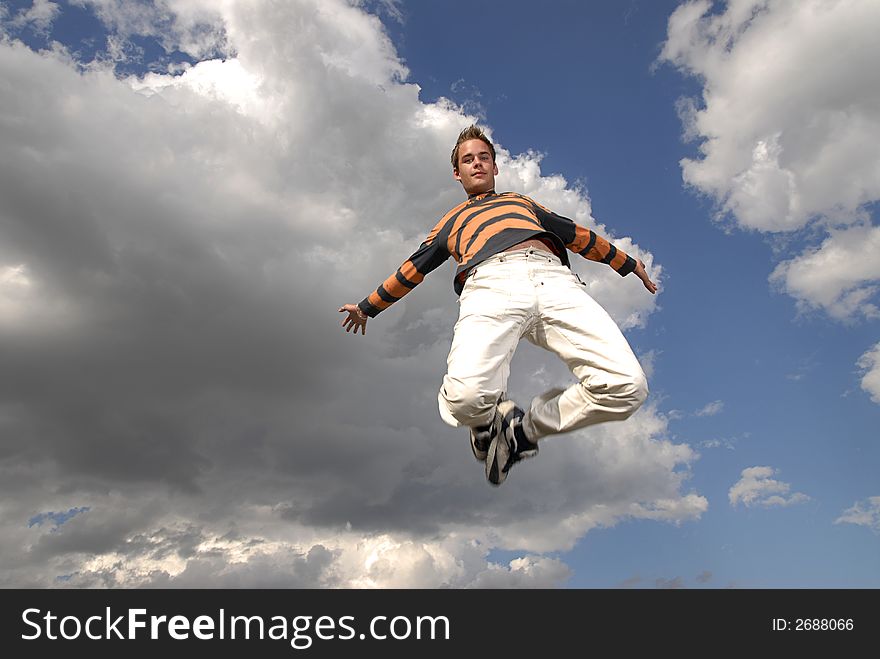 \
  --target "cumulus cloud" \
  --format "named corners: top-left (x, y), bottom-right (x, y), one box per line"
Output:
top-left (660, 0), bottom-right (880, 232)
top-left (770, 224), bottom-right (880, 321)
top-left (834, 496), bottom-right (880, 533)
top-left (728, 466), bottom-right (809, 508)
top-left (0, 0), bottom-right (684, 587)
top-left (659, 0), bottom-right (880, 325)
top-left (39, 516), bottom-right (570, 588)
top-left (855, 342), bottom-right (880, 404)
